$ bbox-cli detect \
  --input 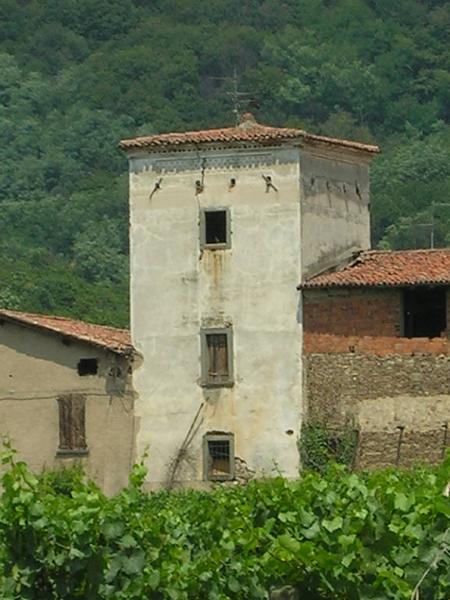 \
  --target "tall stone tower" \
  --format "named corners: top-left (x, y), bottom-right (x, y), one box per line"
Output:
top-left (120, 114), bottom-right (379, 488)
